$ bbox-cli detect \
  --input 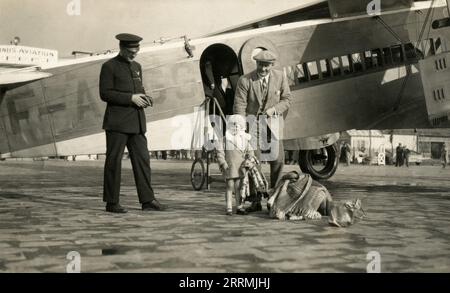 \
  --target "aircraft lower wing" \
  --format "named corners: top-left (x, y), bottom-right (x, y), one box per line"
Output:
top-left (0, 65), bottom-right (52, 90)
